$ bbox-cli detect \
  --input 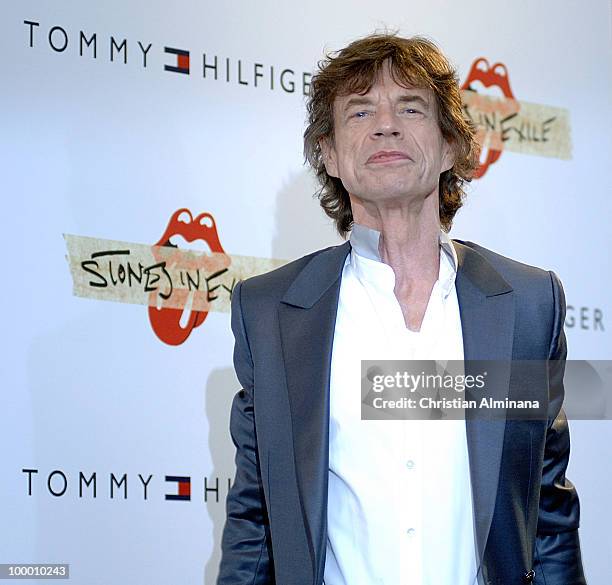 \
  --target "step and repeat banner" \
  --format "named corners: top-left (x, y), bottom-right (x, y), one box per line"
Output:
top-left (1, 1), bottom-right (611, 583)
